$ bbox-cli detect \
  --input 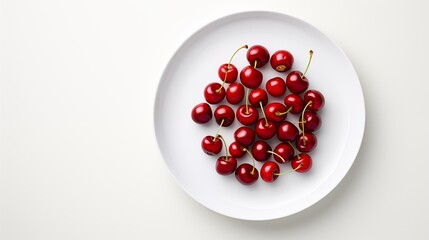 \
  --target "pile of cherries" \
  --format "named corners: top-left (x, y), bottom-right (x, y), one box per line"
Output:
top-left (191, 44), bottom-right (325, 185)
